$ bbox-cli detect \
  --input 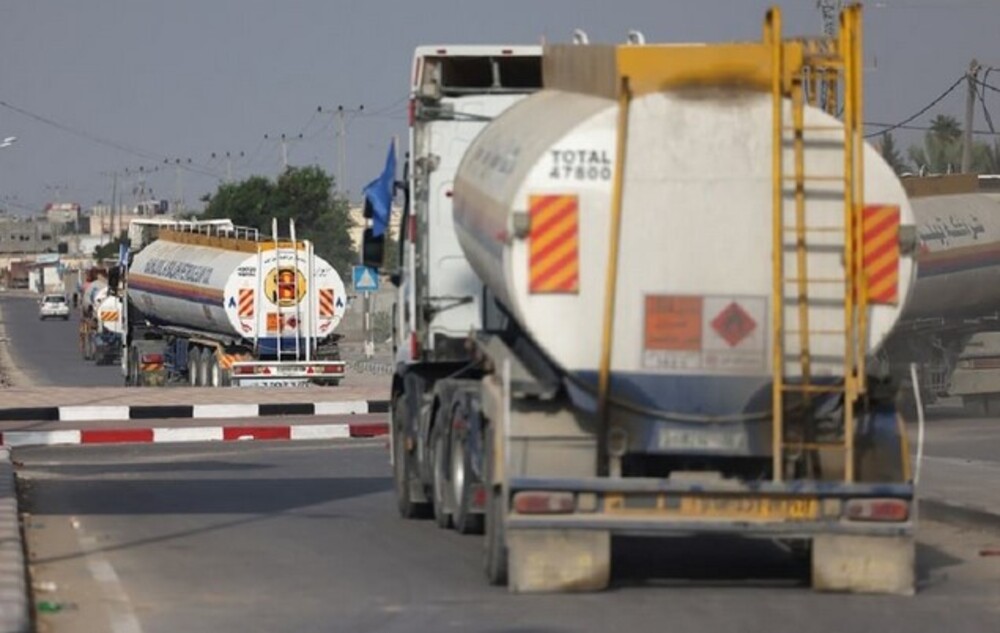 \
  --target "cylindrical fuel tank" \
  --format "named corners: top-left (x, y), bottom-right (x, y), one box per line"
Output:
top-left (905, 193), bottom-right (1000, 321)
top-left (453, 88), bottom-right (916, 417)
top-left (126, 232), bottom-right (347, 341)
top-left (95, 295), bottom-right (124, 335)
